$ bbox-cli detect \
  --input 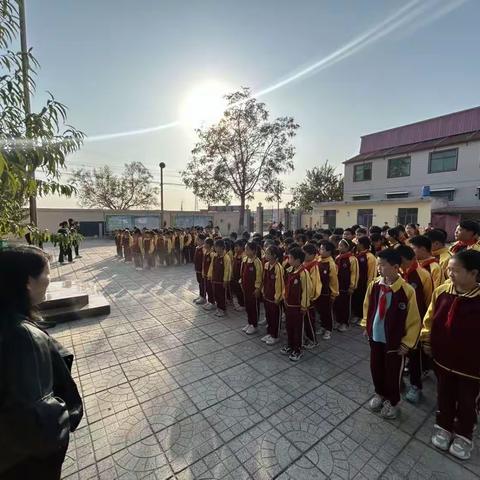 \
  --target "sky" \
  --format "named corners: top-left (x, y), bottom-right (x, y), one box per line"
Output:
top-left (25, 0), bottom-right (480, 211)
